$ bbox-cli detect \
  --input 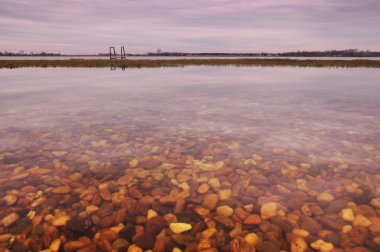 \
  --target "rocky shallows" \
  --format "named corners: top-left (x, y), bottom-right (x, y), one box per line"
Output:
top-left (1, 124), bottom-right (380, 252)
